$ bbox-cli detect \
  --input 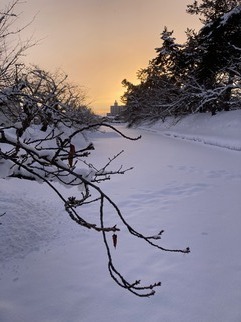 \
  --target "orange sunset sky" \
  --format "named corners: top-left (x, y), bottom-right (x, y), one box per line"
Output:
top-left (2, 0), bottom-right (201, 114)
